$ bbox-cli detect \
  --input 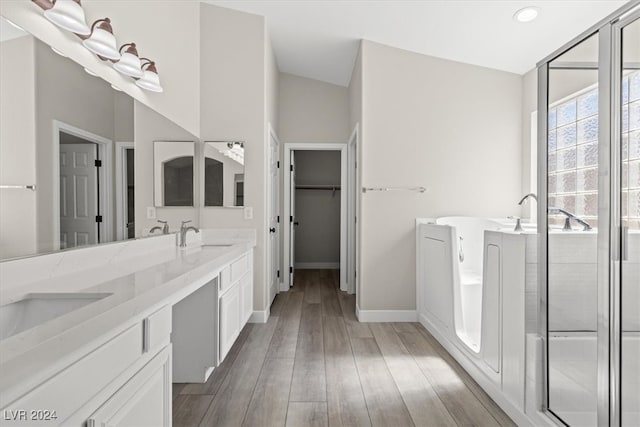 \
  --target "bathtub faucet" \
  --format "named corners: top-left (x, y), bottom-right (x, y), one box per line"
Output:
top-left (548, 207), bottom-right (592, 231)
top-left (518, 193), bottom-right (538, 205)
